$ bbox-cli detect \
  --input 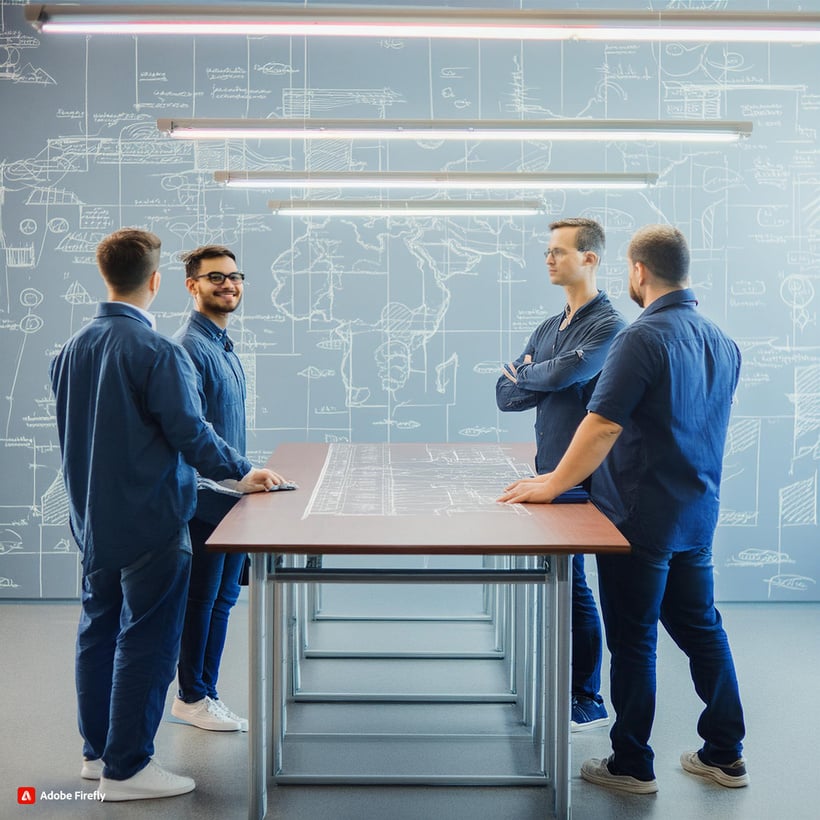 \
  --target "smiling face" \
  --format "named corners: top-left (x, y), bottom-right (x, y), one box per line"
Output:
top-left (185, 254), bottom-right (243, 327)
